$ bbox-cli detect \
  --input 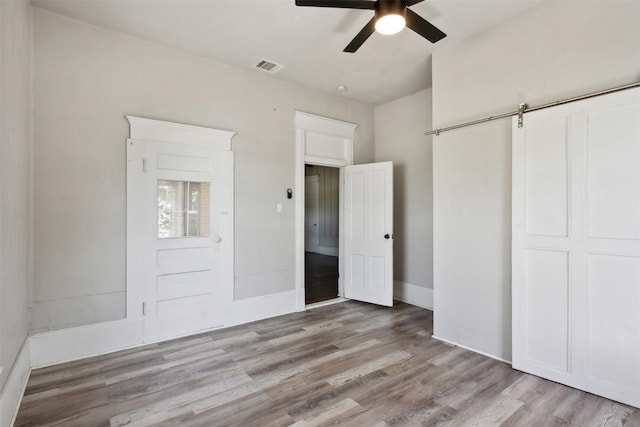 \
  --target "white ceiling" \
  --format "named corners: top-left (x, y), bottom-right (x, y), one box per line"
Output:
top-left (31, 0), bottom-right (543, 106)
